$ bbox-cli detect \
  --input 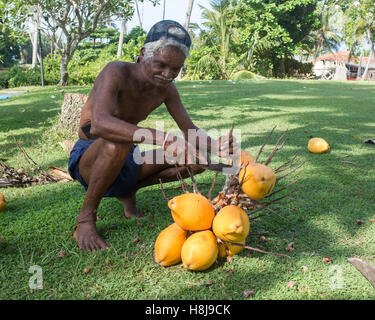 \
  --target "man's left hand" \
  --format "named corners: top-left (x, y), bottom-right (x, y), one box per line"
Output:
top-left (217, 132), bottom-right (239, 159)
